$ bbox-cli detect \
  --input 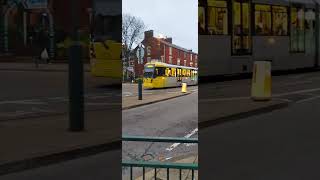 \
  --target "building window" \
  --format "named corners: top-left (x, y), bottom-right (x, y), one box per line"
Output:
top-left (177, 58), bottom-right (181, 65)
top-left (272, 6), bottom-right (288, 35)
top-left (232, 0), bottom-right (252, 55)
top-left (184, 60), bottom-right (187, 66)
top-left (208, 0), bottom-right (228, 35)
top-left (169, 56), bottom-right (172, 64)
top-left (184, 52), bottom-right (187, 59)
top-left (169, 47), bottom-right (172, 55)
top-left (255, 5), bottom-right (271, 35)
top-left (290, 6), bottom-right (305, 52)
top-left (161, 56), bottom-right (164, 62)
top-left (190, 62), bottom-right (193, 67)
top-left (191, 54), bottom-right (193, 62)
top-left (147, 46), bottom-right (151, 55)
top-left (305, 9), bottom-right (315, 55)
